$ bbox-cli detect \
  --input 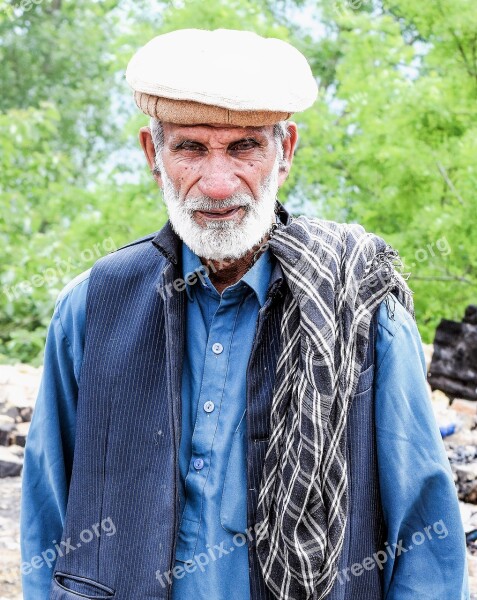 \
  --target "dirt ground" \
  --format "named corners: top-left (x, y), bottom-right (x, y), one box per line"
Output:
top-left (0, 475), bottom-right (22, 600)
